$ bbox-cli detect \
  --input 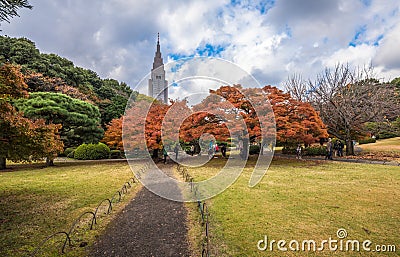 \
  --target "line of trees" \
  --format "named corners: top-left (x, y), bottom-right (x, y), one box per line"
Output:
top-left (0, 34), bottom-right (139, 169)
top-left (0, 36), bottom-right (135, 127)
top-left (103, 85), bottom-right (328, 158)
